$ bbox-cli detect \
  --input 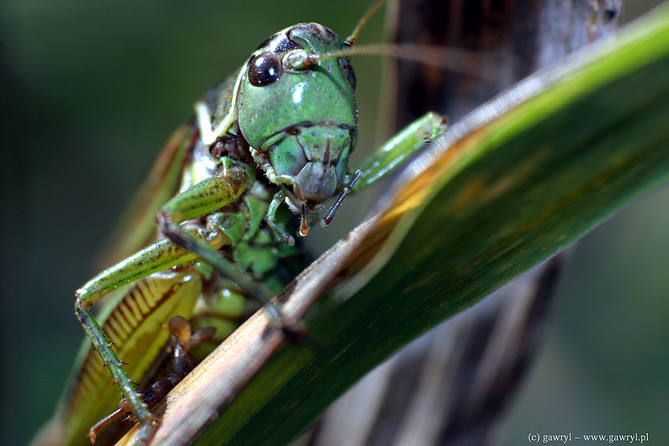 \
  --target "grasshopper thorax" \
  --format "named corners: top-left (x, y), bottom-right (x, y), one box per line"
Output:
top-left (237, 23), bottom-right (358, 218)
